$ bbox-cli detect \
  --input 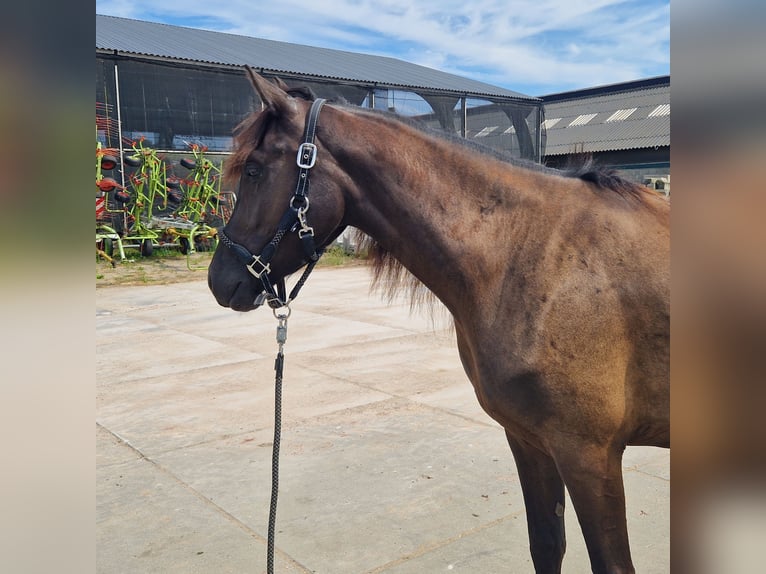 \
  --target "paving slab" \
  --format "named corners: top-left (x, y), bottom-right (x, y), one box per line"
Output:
top-left (96, 266), bottom-right (669, 573)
